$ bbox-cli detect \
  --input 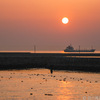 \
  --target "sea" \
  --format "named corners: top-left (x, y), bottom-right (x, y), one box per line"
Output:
top-left (0, 50), bottom-right (100, 58)
top-left (0, 51), bottom-right (100, 100)
top-left (0, 69), bottom-right (100, 100)
top-left (0, 50), bottom-right (100, 53)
